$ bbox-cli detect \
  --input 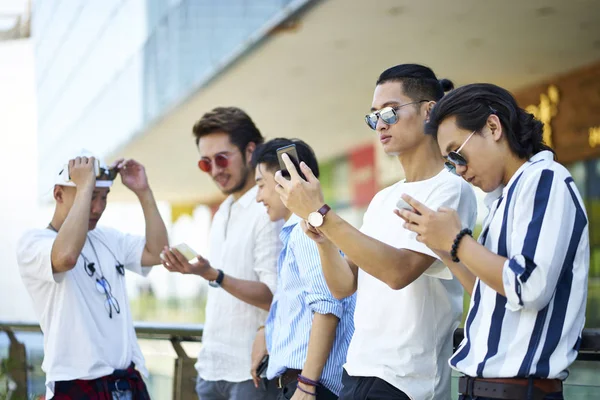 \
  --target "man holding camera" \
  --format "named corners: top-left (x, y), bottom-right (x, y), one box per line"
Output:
top-left (17, 153), bottom-right (168, 399)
